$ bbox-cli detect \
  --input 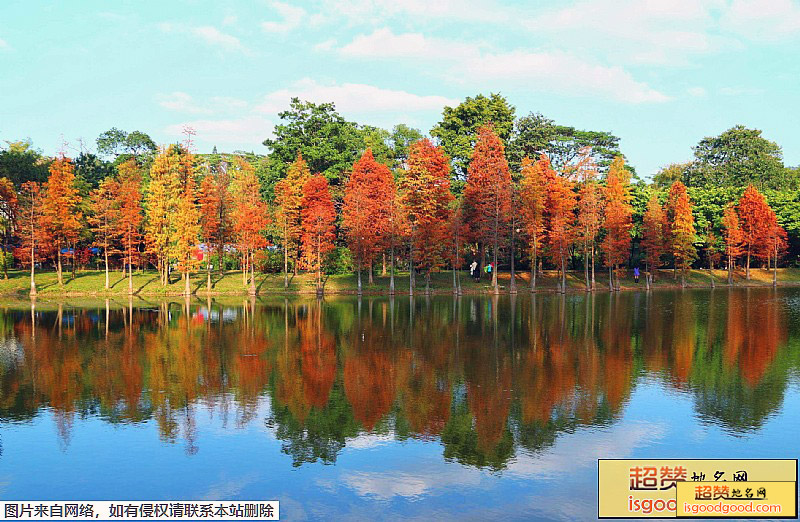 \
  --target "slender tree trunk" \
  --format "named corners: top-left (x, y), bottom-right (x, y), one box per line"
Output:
top-left (425, 269), bottom-right (431, 294)
top-left (727, 254), bottom-right (733, 285)
top-left (104, 243), bottom-right (109, 290)
top-left (591, 244), bottom-right (596, 288)
top-left (283, 225), bottom-right (289, 289)
top-left (71, 240), bottom-right (76, 280)
top-left (29, 239), bottom-right (36, 297)
top-left (57, 245), bottom-right (63, 286)
top-left (369, 259), bottom-right (374, 285)
top-left (242, 255), bottom-right (247, 287)
top-left (357, 260), bottom-right (362, 295)
top-left (389, 243), bottom-right (395, 295)
top-left (531, 240), bottom-right (537, 292)
top-left (746, 247), bottom-right (751, 280)
top-left (207, 266), bottom-right (212, 294)
top-left (773, 243), bottom-right (778, 287)
top-left (128, 237), bottom-right (134, 295)
top-left (510, 226), bottom-right (516, 294)
top-left (218, 239), bottom-right (224, 275)
top-left (645, 261), bottom-right (651, 290)
top-left (560, 253), bottom-right (566, 294)
top-left (382, 253), bottom-right (386, 276)
top-left (584, 241), bottom-right (589, 291)
top-left (492, 220), bottom-right (498, 292)
top-left (249, 251), bottom-right (256, 295)
top-left (317, 235), bottom-right (322, 295)
top-left (184, 270), bottom-right (190, 296)
top-left (409, 242), bottom-right (414, 296)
